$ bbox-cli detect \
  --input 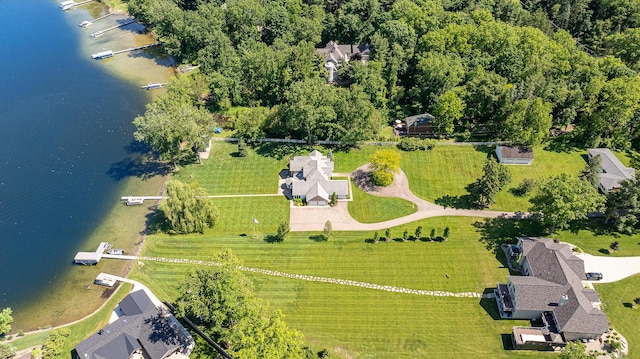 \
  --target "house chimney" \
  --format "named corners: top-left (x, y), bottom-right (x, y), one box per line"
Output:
top-left (559, 295), bottom-right (569, 306)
